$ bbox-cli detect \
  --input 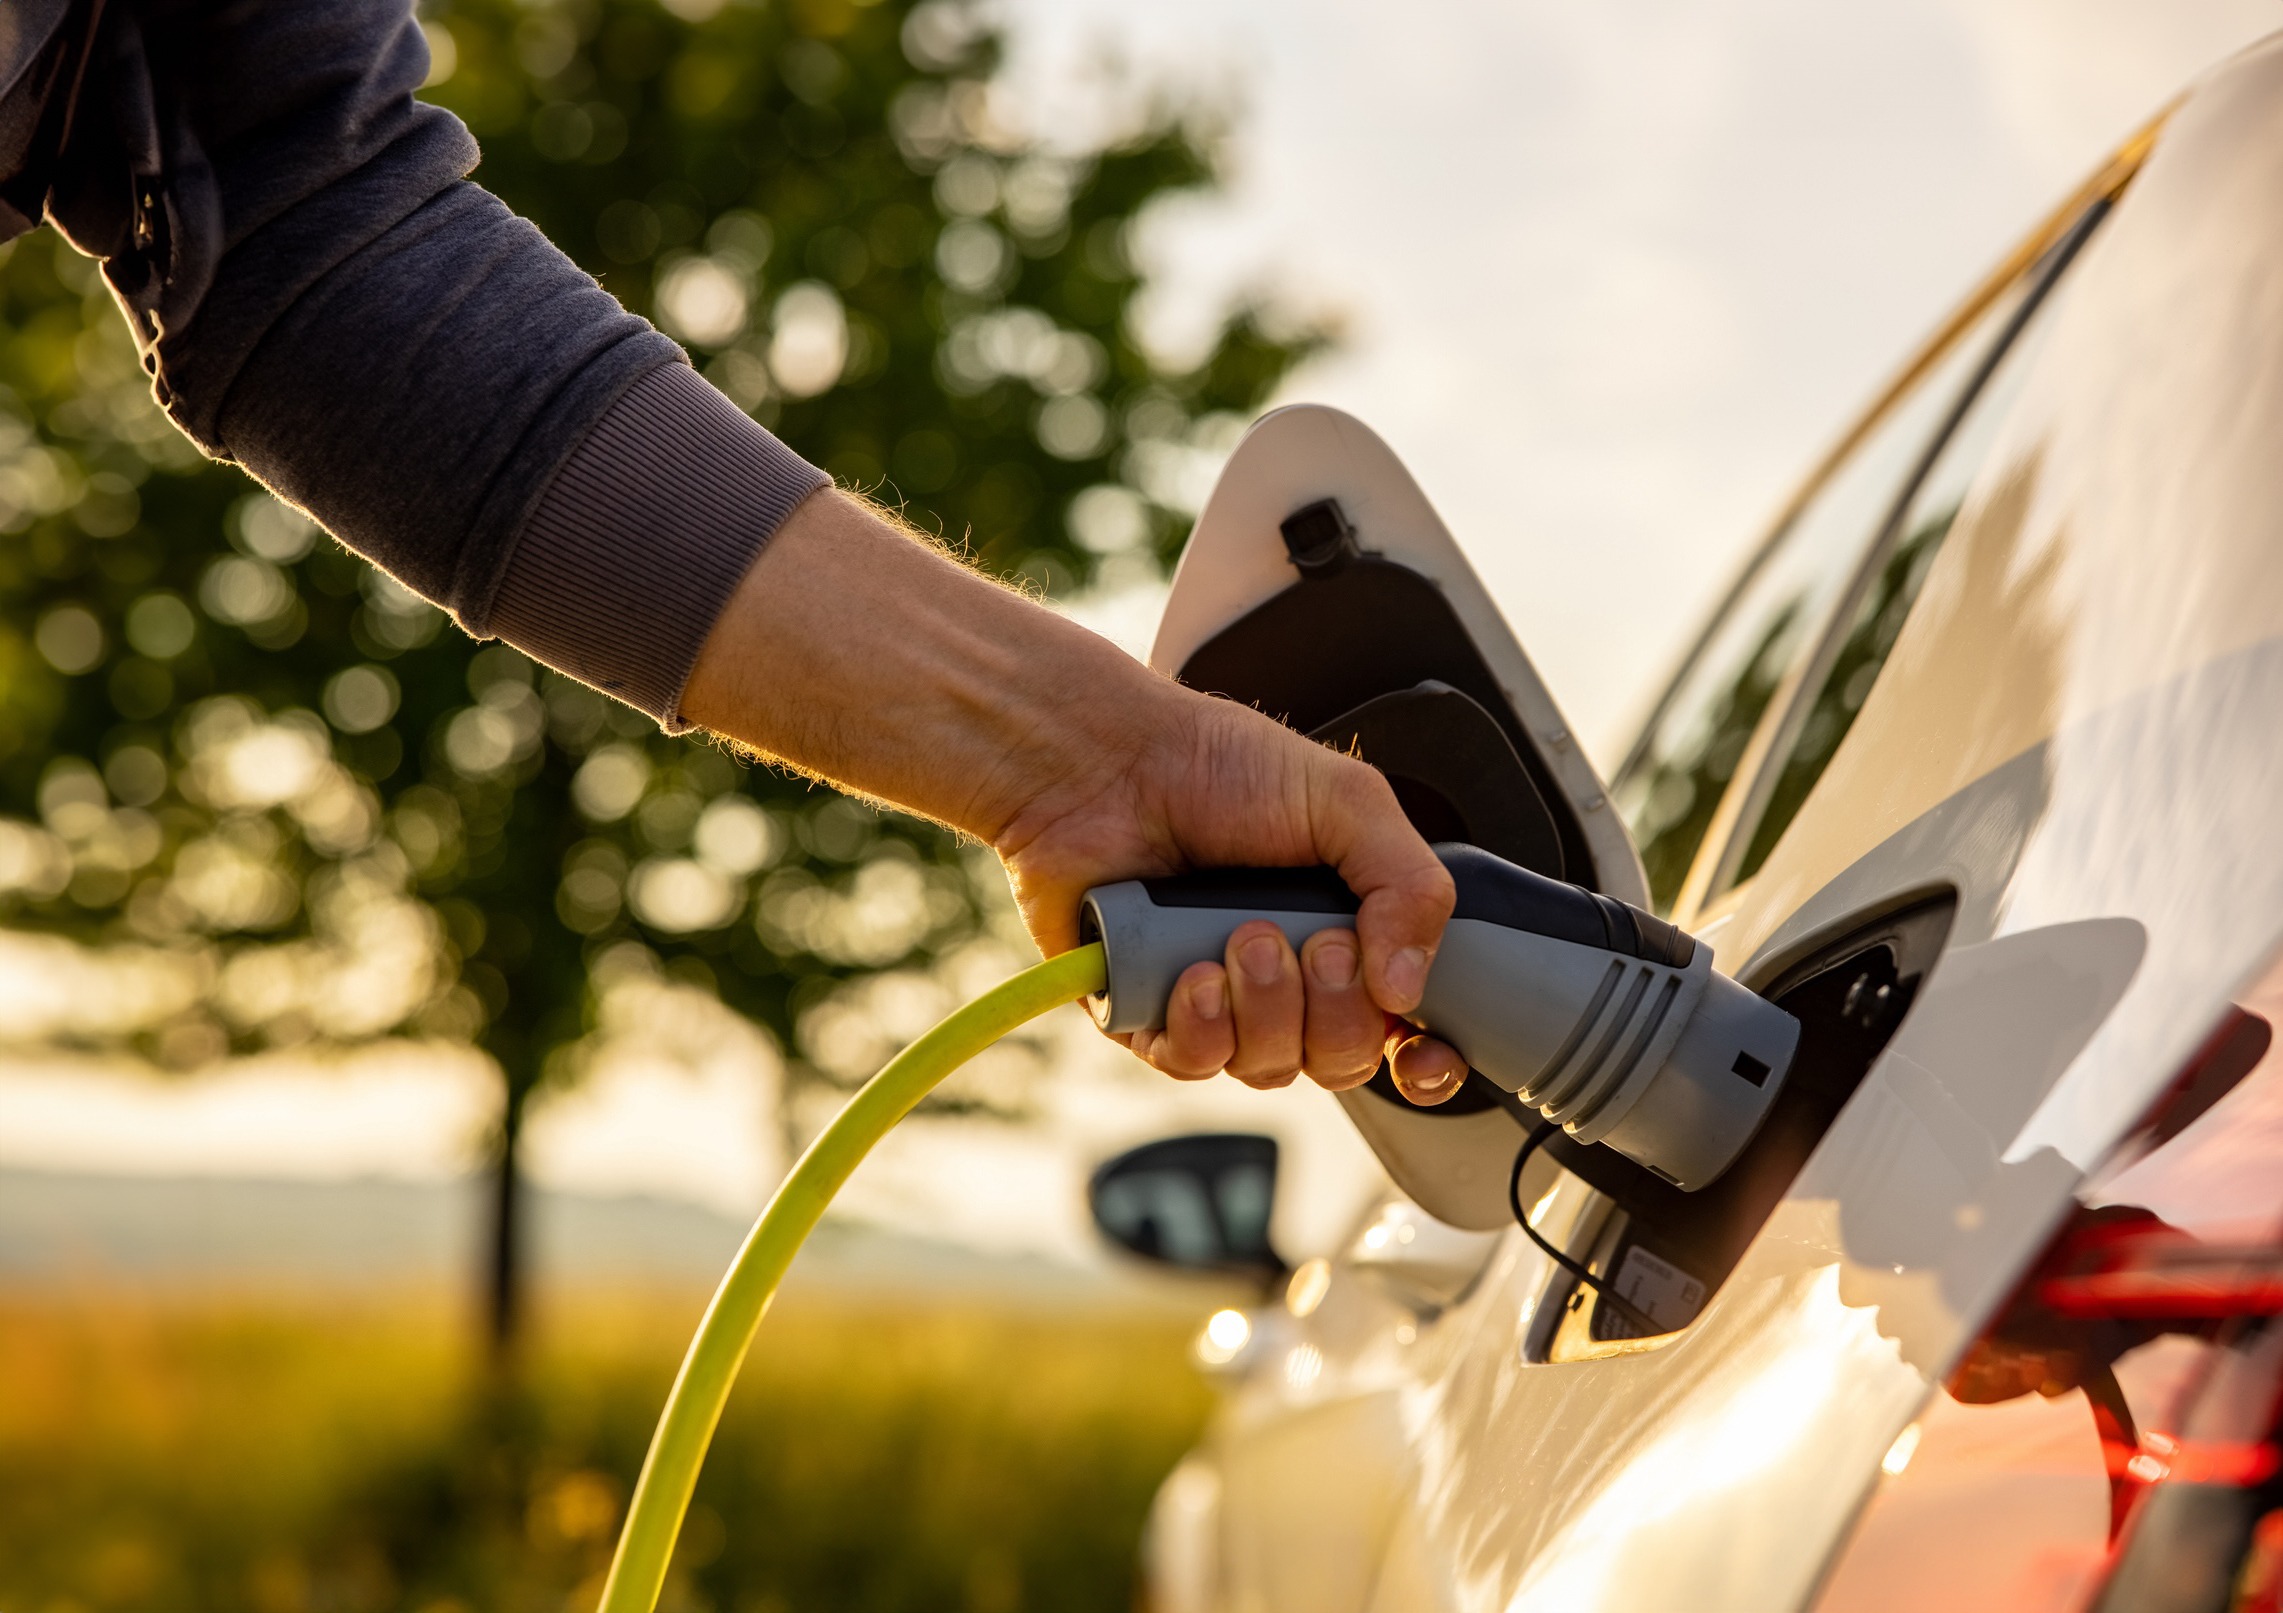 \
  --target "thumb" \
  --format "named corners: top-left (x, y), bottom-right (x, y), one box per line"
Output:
top-left (1310, 756), bottom-right (1453, 1015)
